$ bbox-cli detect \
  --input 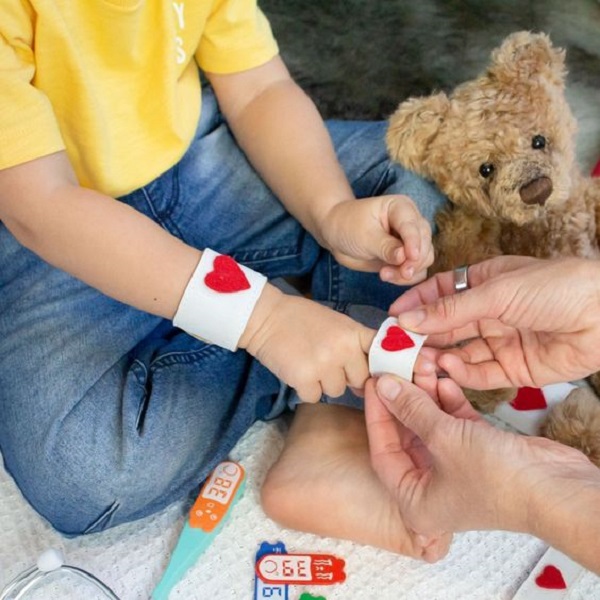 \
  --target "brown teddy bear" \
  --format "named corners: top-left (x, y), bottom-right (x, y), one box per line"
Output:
top-left (386, 30), bottom-right (600, 465)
